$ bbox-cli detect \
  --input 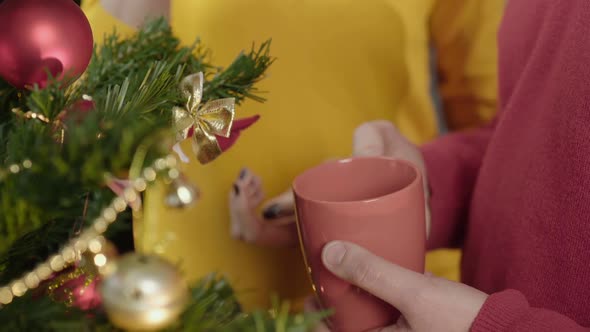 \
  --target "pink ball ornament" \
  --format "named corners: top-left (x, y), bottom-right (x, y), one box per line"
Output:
top-left (0, 0), bottom-right (93, 89)
top-left (49, 269), bottom-right (103, 311)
